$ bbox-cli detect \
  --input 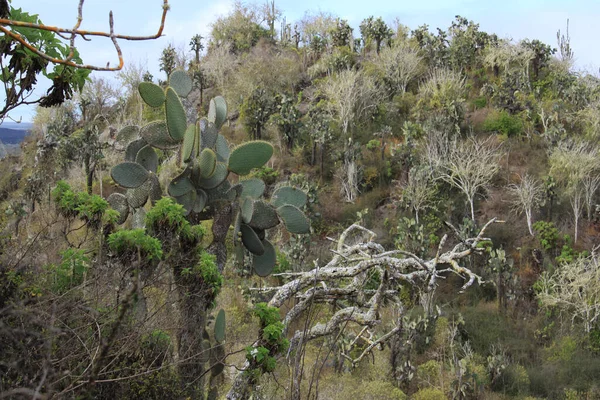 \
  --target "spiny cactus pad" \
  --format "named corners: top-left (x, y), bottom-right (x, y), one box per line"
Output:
top-left (125, 138), bottom-right (148, 162)
top-left (200, 119), bottom-right (218, 150)
top-left (140, 121), bottom-right (178, 149)
top-left (208, 96), bottom-right (227, 130)
top-left (277, 204), bottom-right (310, 234)
top-left (181, 124), bottom-right (196, 163)
top-left (215, 134), bottom-right (230, 163)
top-left (138, 82), bottom-right (165, 107)
top-left (197, 162), bottom-right (228, 190)
top-left (226, 183), bottom-right (242, 201)
top-left (271, 186), bottom-right (308, 208)
top-left (107, 193), bottom-right (129, 225)
top-left (200, 339), bottom-right (211, 364)
top-left (214, 309), bottom-right (226, 343)
top-left (175, 190), bottom-right (195, 215)
top-left (126, 179), bottom-right (151, 209)
top-left (169, 70), bottom-right (193, 97)
top-left (253, 239), bottom-right (276, 277)
top-left (199, 148), bottom-right (217, 179)
top-left (240, 224), bottom-right (265, 255)
top-left (228, 141), bottom-right (273, 175)
top-left (168, 172), bottom-right (194, 197)
top-left (193, 189), bottom-right (208, 213)
top-left (241, 198), bottom-right (254, 224)
top-left (148, 174), bottom-right (162, 205)
top-left (240, 178), bottom-right (266, 199)
top-left (111, 162), bottom-right (149, 188)
top-left (116, 125), bottom-right (140, 146)
top-left (135, 145), bottom-right (159, 173)
top-left (248, 200), bottom-right (279, 230)
top-left (165, 87), bottom-right (187, 141)
top-left (207, 180), bottom-right (232, 205)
